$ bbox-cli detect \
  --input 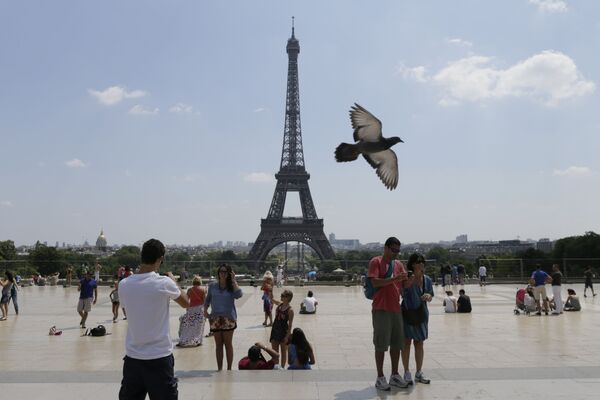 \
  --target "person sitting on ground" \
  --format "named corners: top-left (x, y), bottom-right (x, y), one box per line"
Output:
top-left (457, 289), bottom-right (472, 313)
top-left (238, 342), bottom-right (280, 370)
top-left (300, 290), bottom-right (318, 314)
top-left (443, 291), bottom-right (457, 313)
top-left (564, 289), bottom-right (581, 312)
top-left (287, 327), bottom-right (316, 370)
